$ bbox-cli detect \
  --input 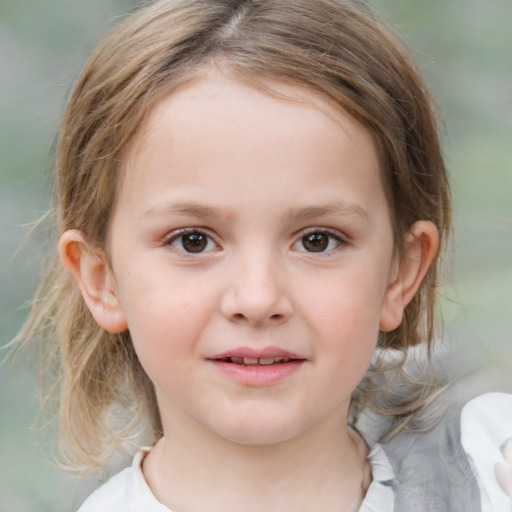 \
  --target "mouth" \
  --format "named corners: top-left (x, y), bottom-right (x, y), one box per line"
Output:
top-left (214, 356), bottom-right (295, 366)
top-left (207, 348), bottom-right (305, 385)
